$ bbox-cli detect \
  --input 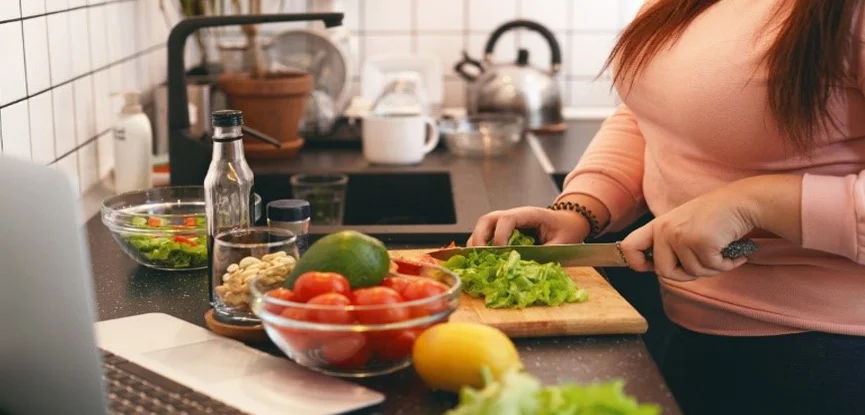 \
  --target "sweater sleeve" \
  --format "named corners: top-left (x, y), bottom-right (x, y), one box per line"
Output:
top-left (555, 104), bottom-right (647, 234)
top-left (800, 24), bottom-right (865, 264)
